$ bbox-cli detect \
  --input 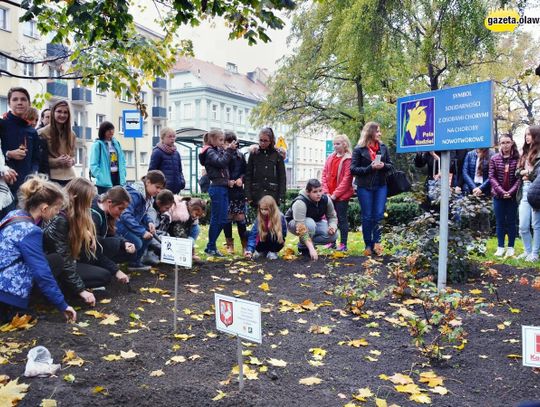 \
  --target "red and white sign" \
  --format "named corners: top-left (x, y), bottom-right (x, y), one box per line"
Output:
top-left (214, 294), bottom-right (261, 343)
top-left (522, 325), bottom-right (540, 367)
